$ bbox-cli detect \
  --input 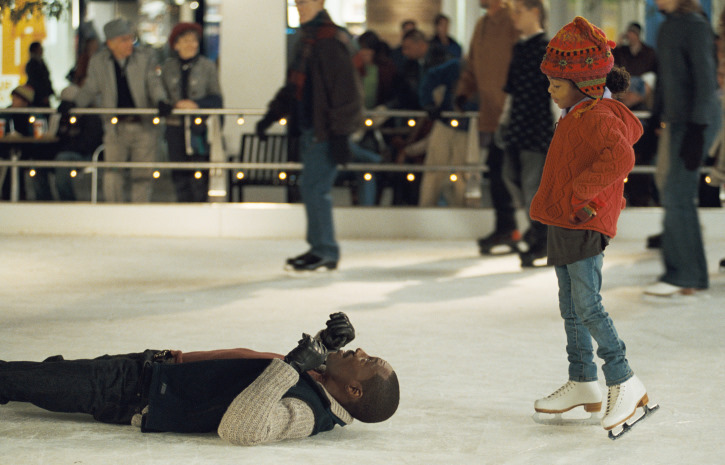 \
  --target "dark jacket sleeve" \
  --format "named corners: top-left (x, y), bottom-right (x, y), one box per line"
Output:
top-left (312, 37), bottom-right (363, 137)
